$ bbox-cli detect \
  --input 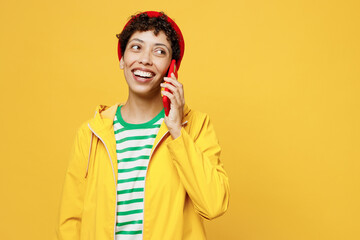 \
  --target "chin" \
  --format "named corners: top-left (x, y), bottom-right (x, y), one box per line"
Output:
top-left (129, 85), bottom-right (161, 99)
